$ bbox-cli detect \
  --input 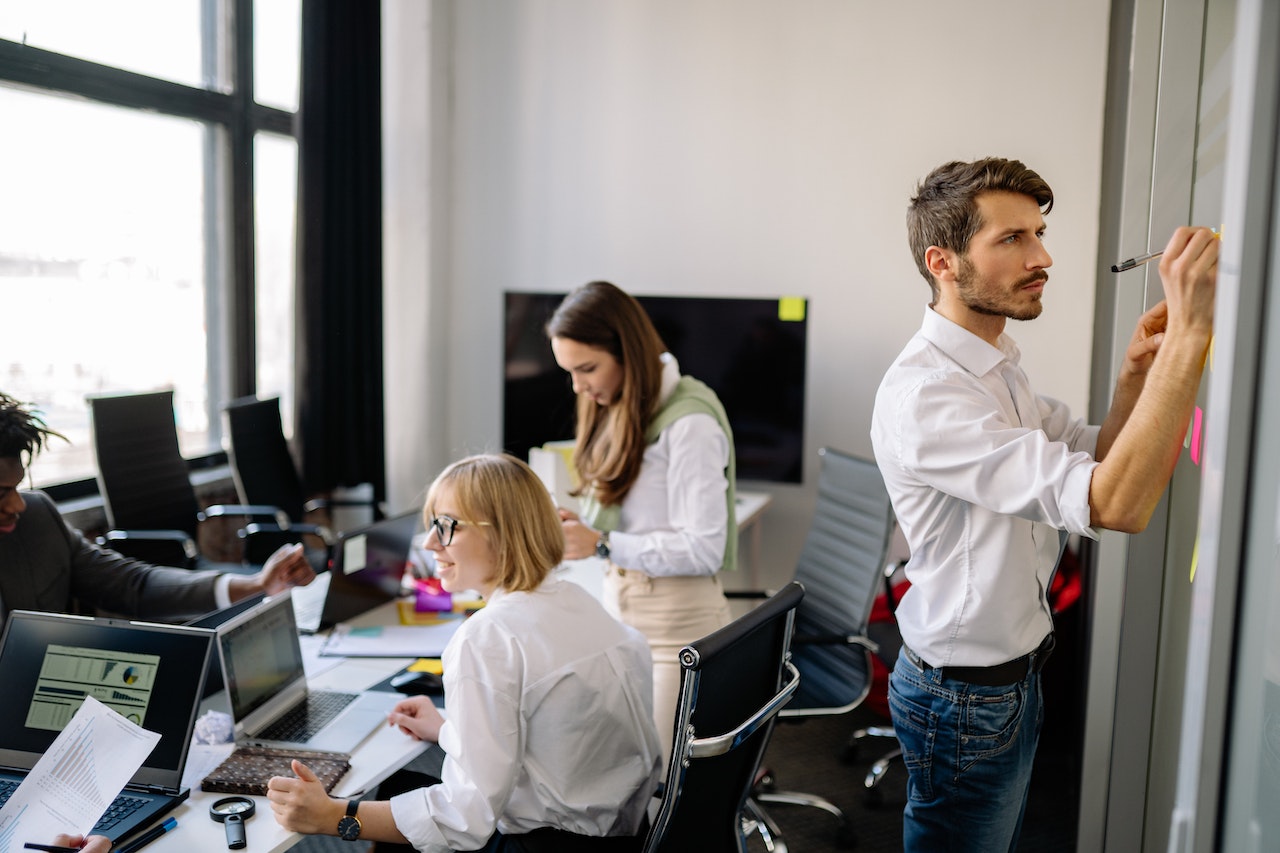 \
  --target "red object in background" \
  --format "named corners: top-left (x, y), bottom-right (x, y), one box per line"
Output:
top-left (866, 578), bottom-right (908, 719)
top-left (863, 547), bottom-right (1084, 720)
